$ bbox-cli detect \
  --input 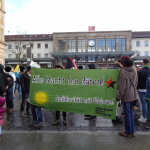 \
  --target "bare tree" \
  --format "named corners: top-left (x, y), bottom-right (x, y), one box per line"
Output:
top-left (5, 30), bottom-right (33, 66)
